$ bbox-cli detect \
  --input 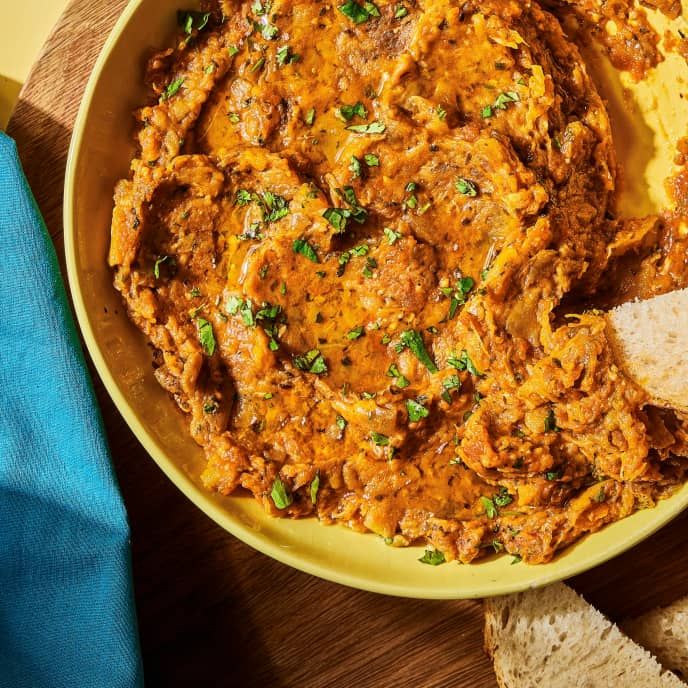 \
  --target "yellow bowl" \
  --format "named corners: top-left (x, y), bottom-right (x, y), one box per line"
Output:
top-left (64, 0), bottom-right (688, 598)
